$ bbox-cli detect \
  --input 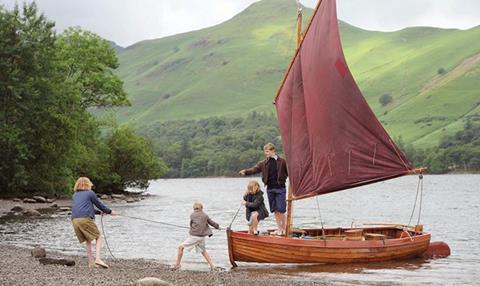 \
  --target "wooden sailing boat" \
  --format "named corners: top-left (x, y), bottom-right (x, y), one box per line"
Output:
top-left (227, 0), bottom-right (430, 266)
